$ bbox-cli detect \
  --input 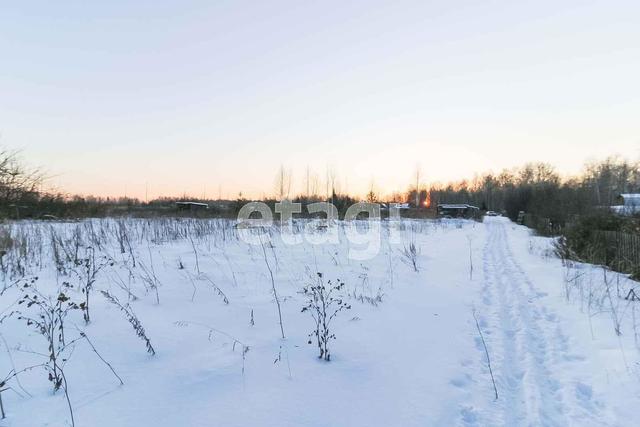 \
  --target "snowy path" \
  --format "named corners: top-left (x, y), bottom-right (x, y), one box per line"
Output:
top-left (465, 219), bottom-right (612, 426)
